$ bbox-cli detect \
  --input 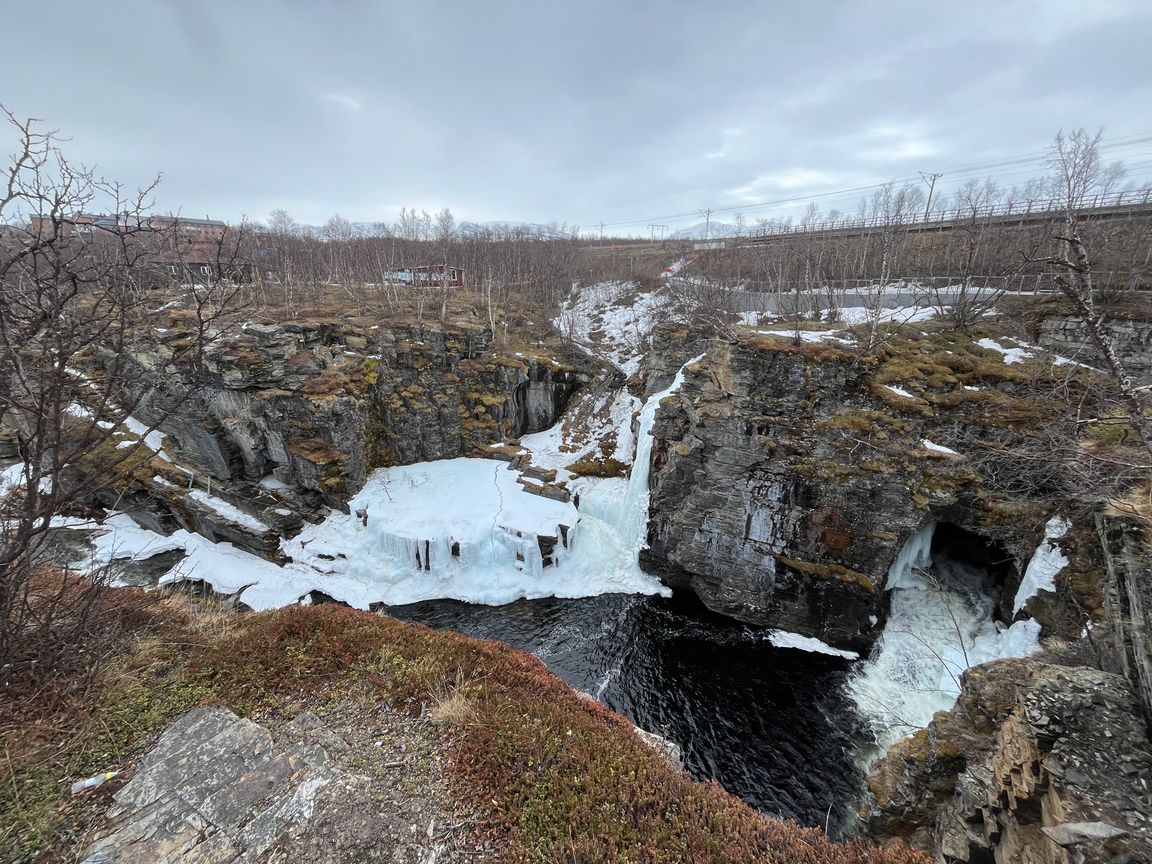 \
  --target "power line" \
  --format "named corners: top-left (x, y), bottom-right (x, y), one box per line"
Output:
top-left (595, 131), bottom-right (1152, 230)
